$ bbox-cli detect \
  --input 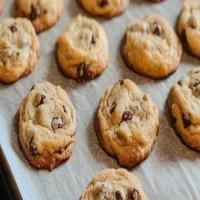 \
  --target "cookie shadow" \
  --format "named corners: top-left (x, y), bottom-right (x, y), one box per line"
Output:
top-left (10, 111), bottom-right (34, 170)
top-left (86, 109), bottom-right (120, 169)
top-left (155, 99), bottom-right (200, 164)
